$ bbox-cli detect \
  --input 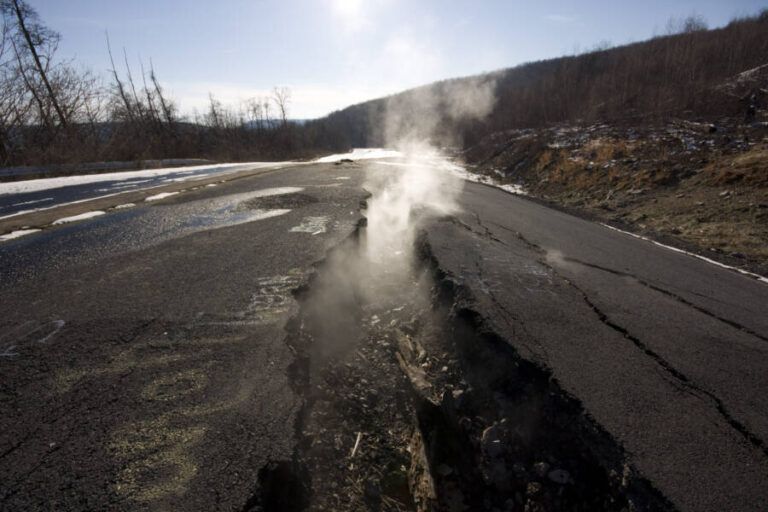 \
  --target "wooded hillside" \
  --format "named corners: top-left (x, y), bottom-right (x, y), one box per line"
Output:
top-left (308, 11), bottom-right (768, 150)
